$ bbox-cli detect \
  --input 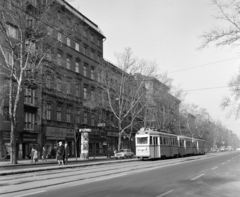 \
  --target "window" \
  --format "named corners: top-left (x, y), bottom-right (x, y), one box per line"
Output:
top-left (47, 27), bottom-right (52, 36)
top-left (83, 29), bottom-right (86, 37)
top-left (90, 34), bottom-right (94, 42)
top-left (90, 50), bottom-right (94, 59)
top-left (137, 137), bottom-right (148, 144)
top-left (150, 136), bottom-right (153, 145)
top-left (75, 42), bottom-right (79, 51)
top-left (24, 88), bottom-right (35, 105)
top-left (3, 107), bottom-right (10, 121)
top-left (76, 109), bottom-right (80, 124)
top-left (46, 75), bottom-right (51, 89)
top-left (83, 45), bottom-right (87, 55)
top-left (57, 106), bottom-right (62, 121)
top-left (46, 50), bottom-right (52, 61)
top-left (67, 37), bottom-right (71, 47)
top-left (84, 86), bottom-right (87, 99)
top-left (91, 114), bottom-right (95, 126)
top-left (46, 104), bottom-right (51, 120)
top-left (76, 84), bottom-right (80, 97)
top-left (24, 112), bottom-right (35, 130)
top-left (57, 78), bottom-right (61, 92)
top-left (97, 39), bottom-right (100, 47)
top-left (66, 82), bottom-right (70, 94)
top-left (26, 16), bottom-right (34, 28)
top-left (83, 64), bottom-right (87, 77)
top-left (57, 52), bottom-right (62, 66)
top-left (66, 106), bottom-right (71, 123)
top-left (66, 55), bottom-right (71, 69)
top-left (91, 88), bottom-right (94, 101)
top-left (91, 67), bottom-right (94, 80)
top-left (97, 55), bottom-right (100, 63)
top-left (84, 112), bottom-right (87, 124)
top-left (7, 24), bottom-right (18, 39)
top-left (75, 61), bottom-right (79, 73)
top-left (57, 33), bottom-right (62, 42)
